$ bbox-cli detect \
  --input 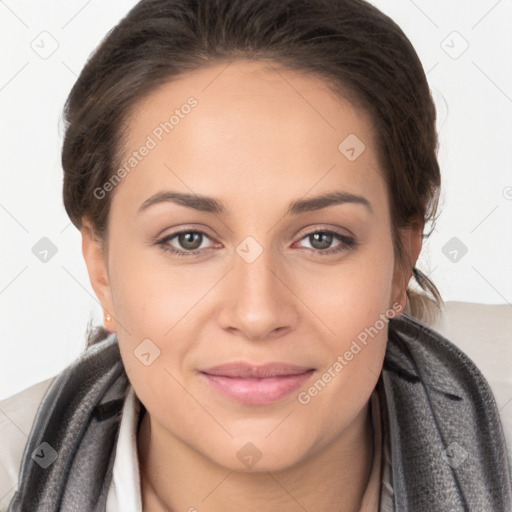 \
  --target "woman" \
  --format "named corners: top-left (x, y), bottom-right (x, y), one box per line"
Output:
top-left (3, 0), bottom-right (511, 510)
